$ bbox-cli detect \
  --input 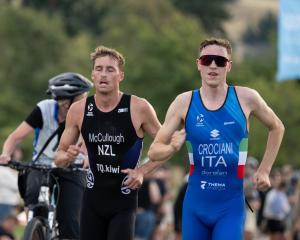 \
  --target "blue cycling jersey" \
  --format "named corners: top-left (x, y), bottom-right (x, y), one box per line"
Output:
top-left (183, 86), bottom-right (248, 240)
